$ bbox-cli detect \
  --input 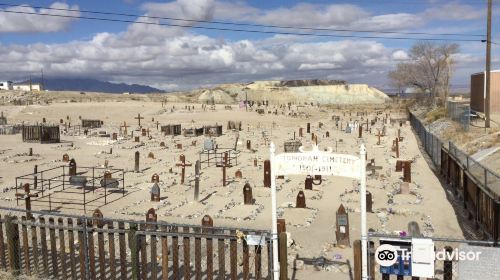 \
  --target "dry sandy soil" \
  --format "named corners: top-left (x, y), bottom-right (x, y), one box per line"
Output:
top-left (0, 96), bottom-right (465, 279)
